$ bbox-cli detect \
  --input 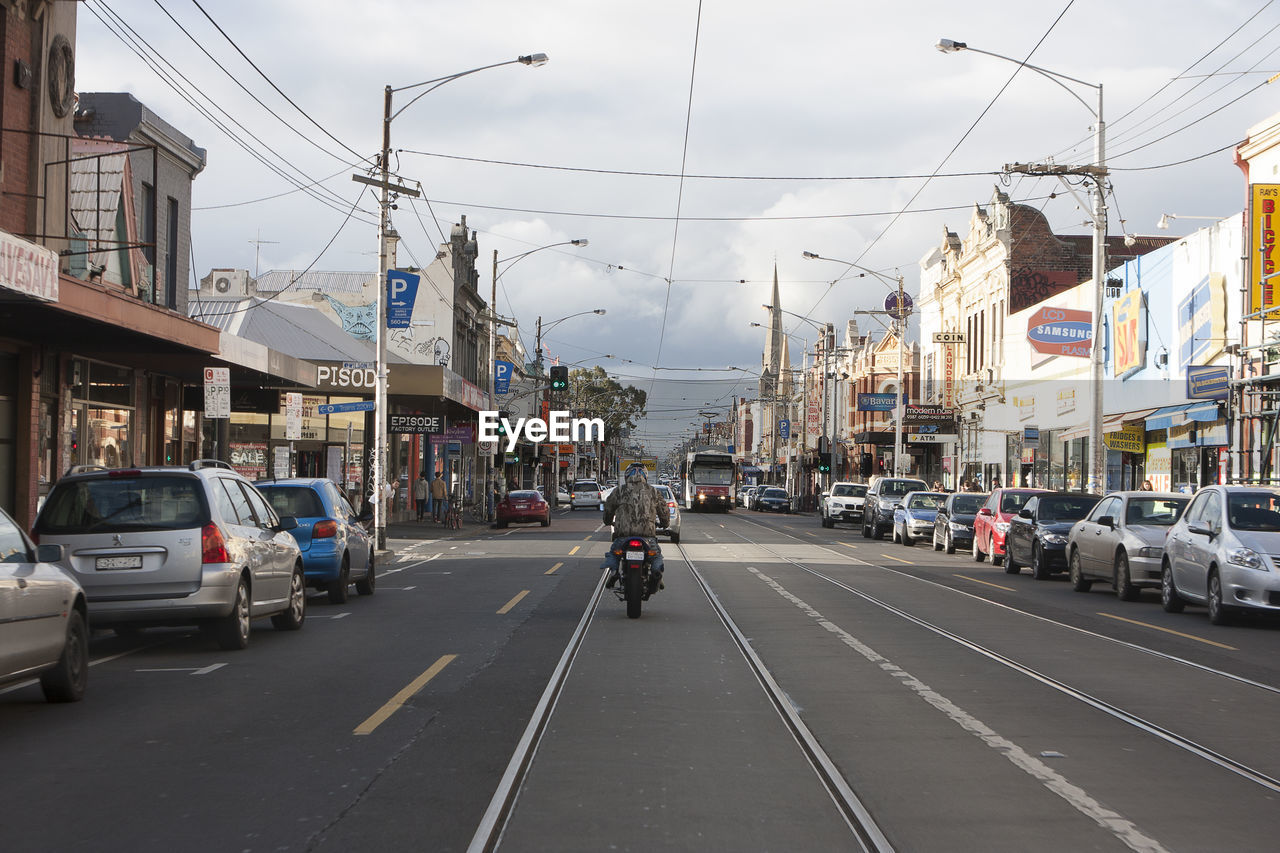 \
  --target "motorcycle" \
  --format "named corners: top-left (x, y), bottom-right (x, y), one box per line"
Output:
top-left (609, 535), bottom-right (658, 618)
